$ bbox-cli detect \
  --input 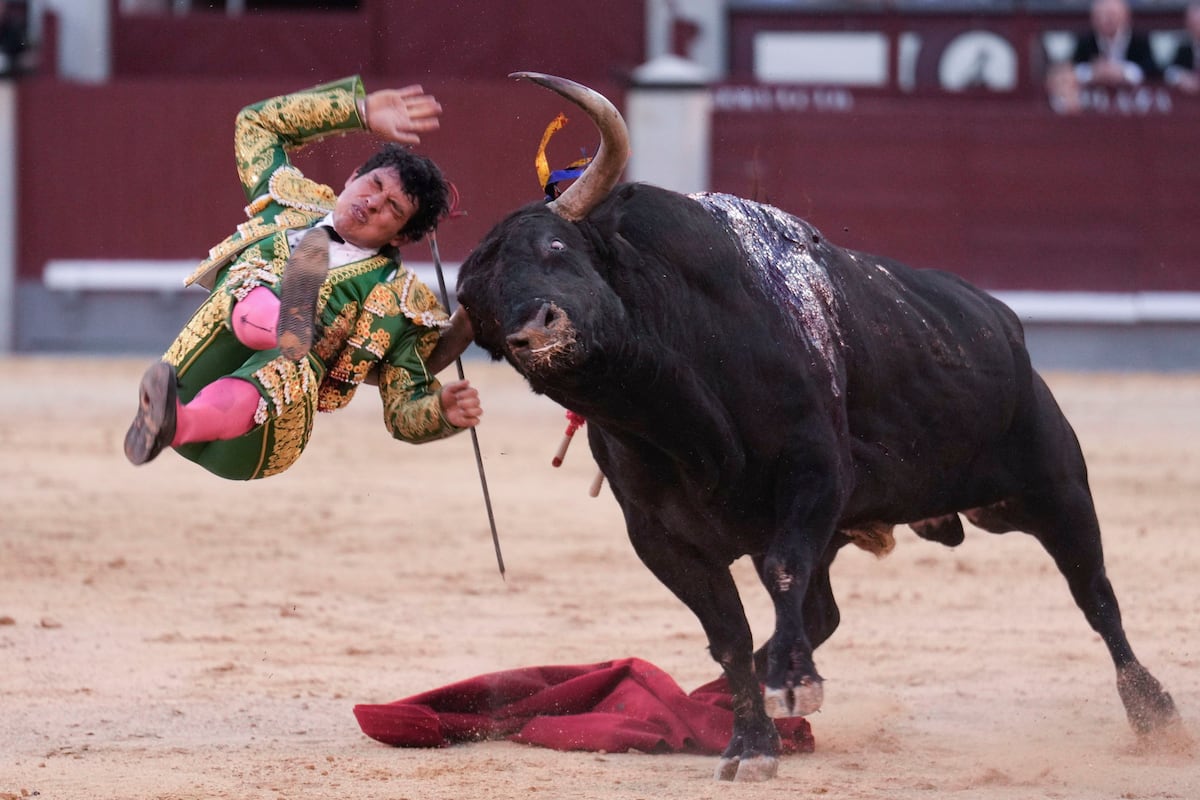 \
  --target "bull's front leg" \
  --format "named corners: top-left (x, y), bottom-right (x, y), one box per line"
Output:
top-left (624, 517), bottom-right (780, 782)
top-left (759, 459), bottom-right (845, 719)
top-left (752, 538), bottom-right (844, 712)
top-left (759, 553), bottom-right (825, 719)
